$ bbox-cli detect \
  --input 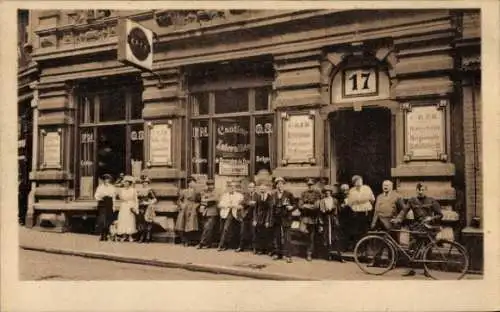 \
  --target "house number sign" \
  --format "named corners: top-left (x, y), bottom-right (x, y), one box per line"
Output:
top-left (342, 68), bottom-right (378, 98)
